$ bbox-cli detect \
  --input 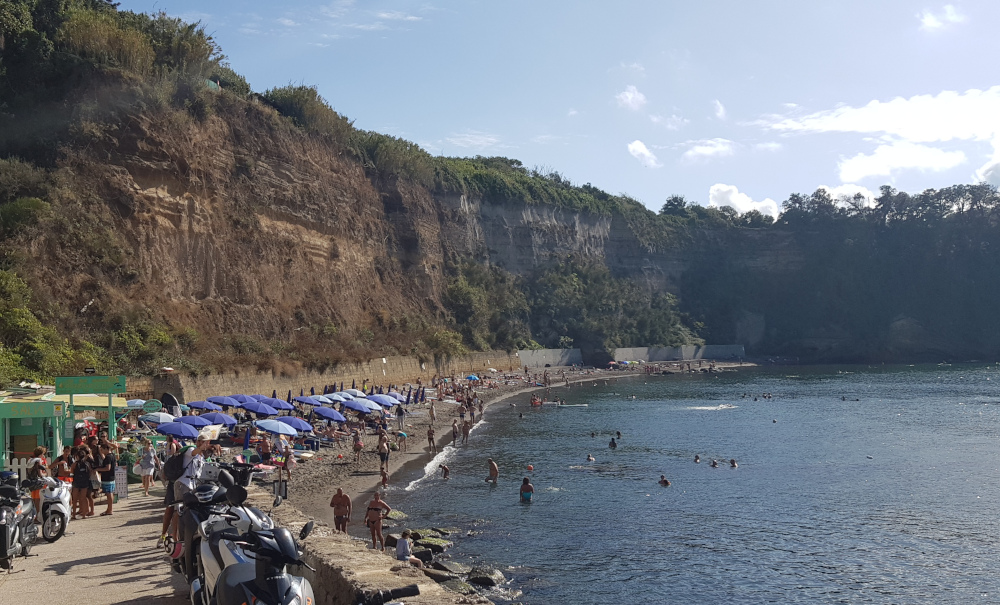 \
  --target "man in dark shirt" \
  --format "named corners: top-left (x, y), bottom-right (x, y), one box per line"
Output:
top-left (96, 444), bottom-right (117, 515)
